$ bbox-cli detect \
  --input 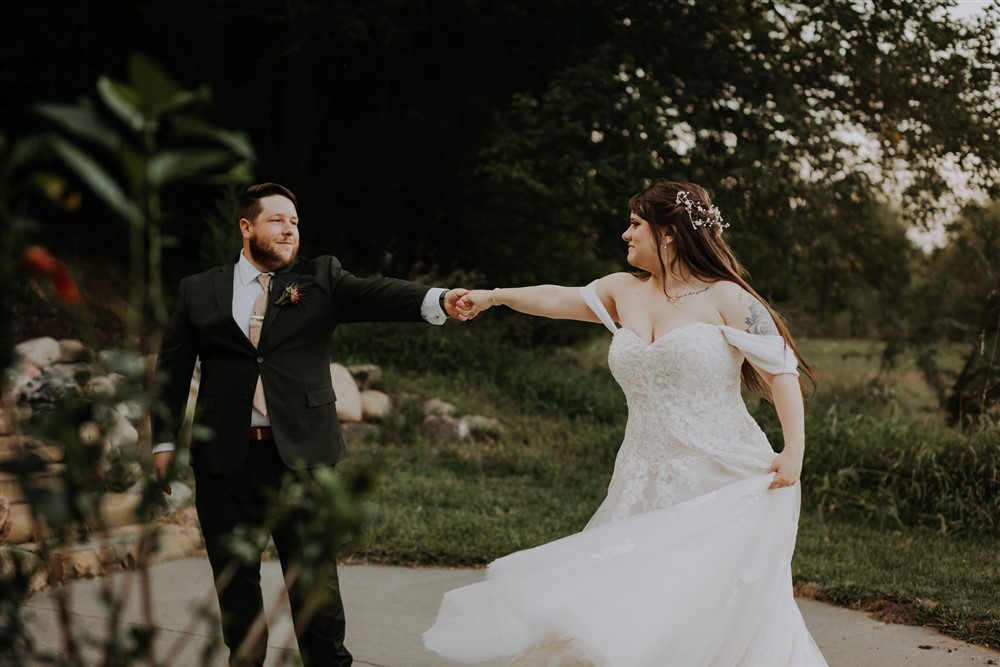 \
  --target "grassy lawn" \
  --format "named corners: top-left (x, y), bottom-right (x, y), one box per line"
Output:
top-left (330, 326), bottom-right (998, 647)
